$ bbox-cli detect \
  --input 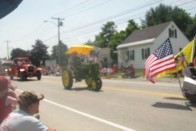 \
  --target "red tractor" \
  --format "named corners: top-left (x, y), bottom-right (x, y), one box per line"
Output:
top-left (8, 57), bottom-right (42, 81)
